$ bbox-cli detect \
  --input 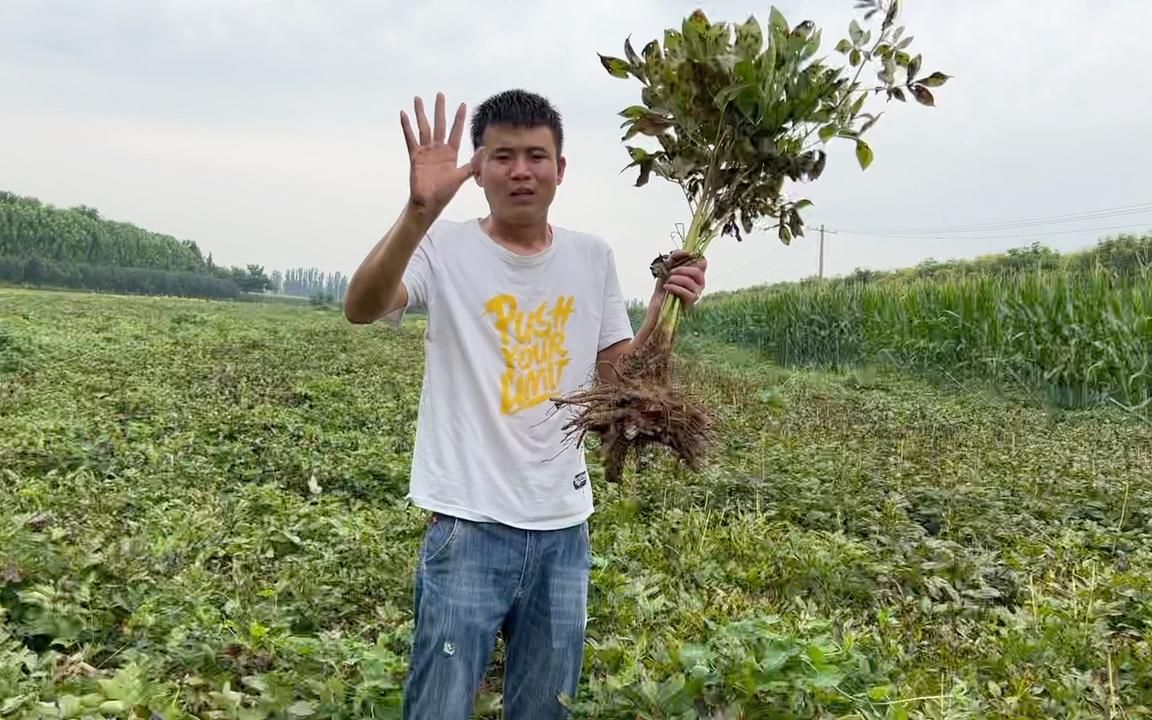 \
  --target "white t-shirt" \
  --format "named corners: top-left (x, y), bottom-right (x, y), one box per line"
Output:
top-left (387, 218), bottom-right (635, 530)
